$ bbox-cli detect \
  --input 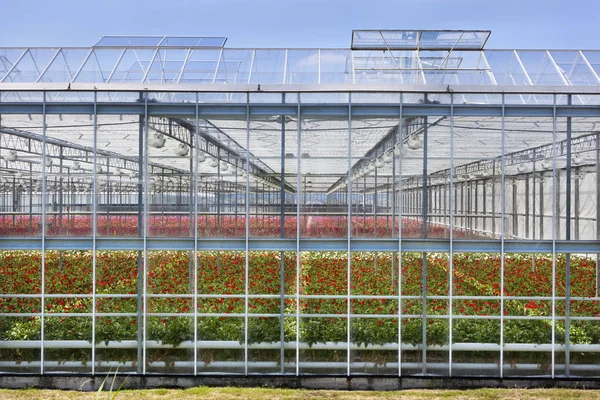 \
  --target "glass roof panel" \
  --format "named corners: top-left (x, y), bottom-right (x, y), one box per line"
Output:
top-left (38, 49), bottom-right (89, 83)
top-left (5, 48), bottom-right (57, 83)
top-left (250, 50), bottom-right (286, 84)
top-left (73, 49), bottom-right (123, 83)
top-left (0, 49), bottom-right (27, 81)
top-left (95, 36), bottom-right (164, 47)
top-left (160, 37), bottom-right (226, 48)
top-left (94, 36), bottom-right (226, 48)
top-left (581, 51), bottom-right (600, 84)
top-left (352, 30), bottom-right (418, 50)
top-left (179, 49), bottom-right (222, 84)
top-left (351, 30), bottom-right (490, 50)
top-left (517, 51), bottom-right (566, 86)
top-left (549, 51), bottom-right (599, 86)
top-left (419, 31), bottom-right (490, 50)
top-left (108, 49), bottom-right (156, 83)
top-left (318, 50), bottom-right (351, 84)
top-left (484, 50), bottom-right (530, 86)
top-left (144, 49), bottom-right (189, 83)
top-left (286, 50), bottom-right (319, 84)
